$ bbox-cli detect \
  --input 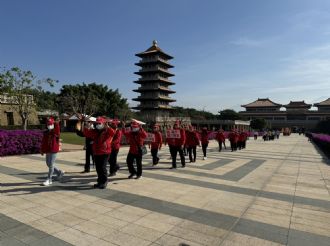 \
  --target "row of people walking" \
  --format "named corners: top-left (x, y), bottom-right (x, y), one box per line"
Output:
top-left (41, 117), bottom-right (249, 189)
